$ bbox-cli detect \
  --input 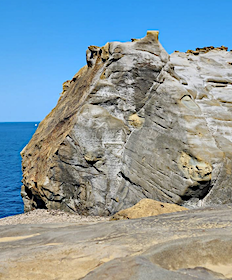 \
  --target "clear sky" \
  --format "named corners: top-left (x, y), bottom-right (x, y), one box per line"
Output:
top-left (1, 0), bottom-right (232, 122)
